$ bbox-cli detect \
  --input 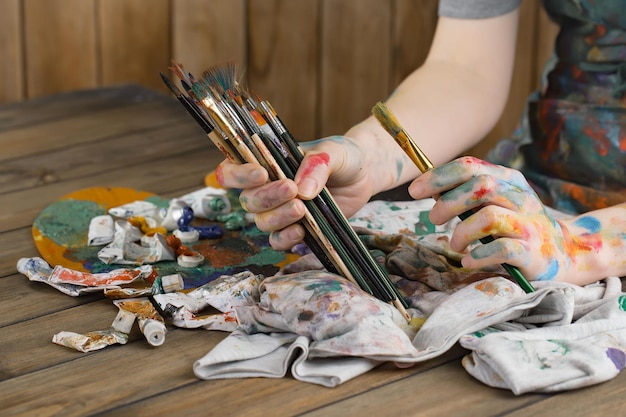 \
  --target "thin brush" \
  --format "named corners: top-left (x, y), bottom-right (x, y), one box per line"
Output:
top-left (163, 63), bottom-right (410, 320)
top-left (178, 68), bottom-right (355, 283)
top-left (372, 101), bottom-right (535, 294)
top-left (191, 82), bottom-right (259, 165)
top-left (253, 95), bottom-right (409, 314)
top-left (160, 72), bottom-right (241, 163)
